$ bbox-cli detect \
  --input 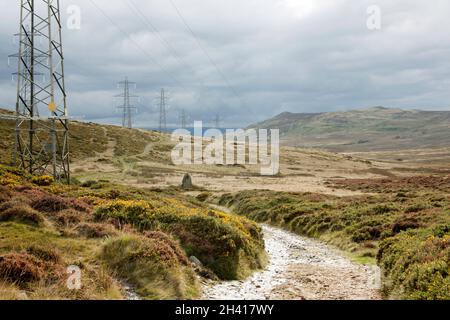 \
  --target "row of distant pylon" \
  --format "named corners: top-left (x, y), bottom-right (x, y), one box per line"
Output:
top-left (115, 77), bottom-right (221, 131)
